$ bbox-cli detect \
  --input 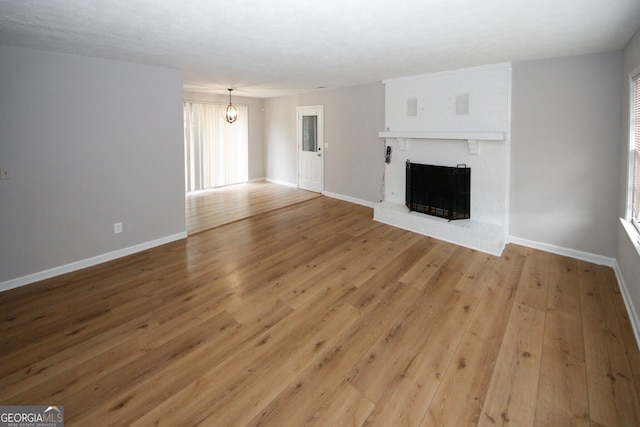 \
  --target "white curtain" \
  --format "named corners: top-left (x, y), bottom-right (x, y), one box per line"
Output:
top-left (183, 102), bottom-right (248, 192)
